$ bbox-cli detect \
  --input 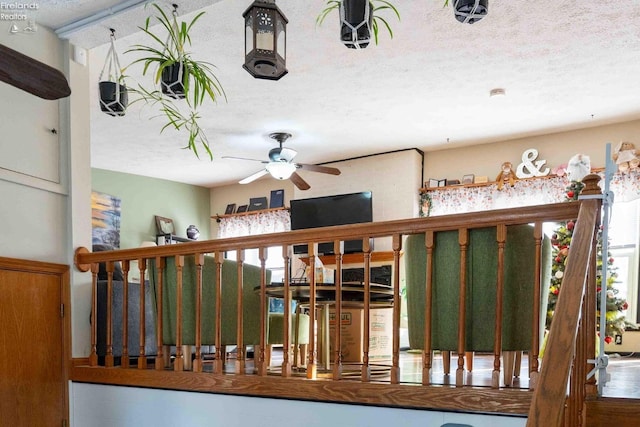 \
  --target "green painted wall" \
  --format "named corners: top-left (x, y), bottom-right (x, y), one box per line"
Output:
top-left (92, 168), bottom-right (211, 249)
